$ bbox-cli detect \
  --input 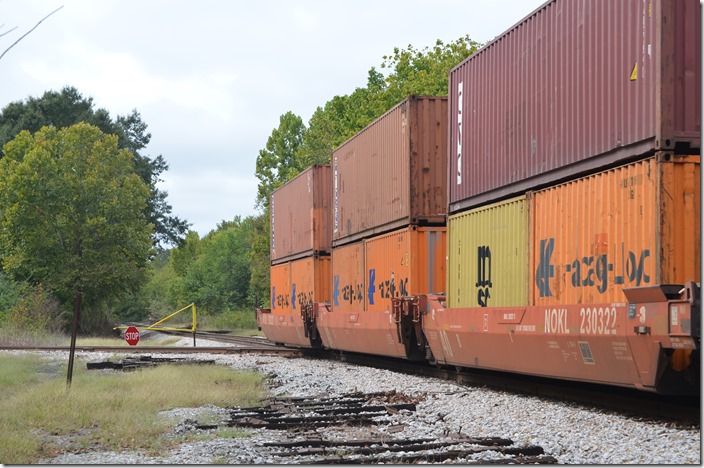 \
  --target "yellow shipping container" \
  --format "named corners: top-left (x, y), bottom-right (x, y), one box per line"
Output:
top-left (530, 154), bottom-right (701, 306)
top-left (447, 196), bottom-right (529, 308)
